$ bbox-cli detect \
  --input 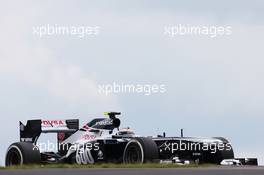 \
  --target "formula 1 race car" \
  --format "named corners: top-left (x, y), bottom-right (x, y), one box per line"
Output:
top-left (5, 112), bottom-right (258, 166)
